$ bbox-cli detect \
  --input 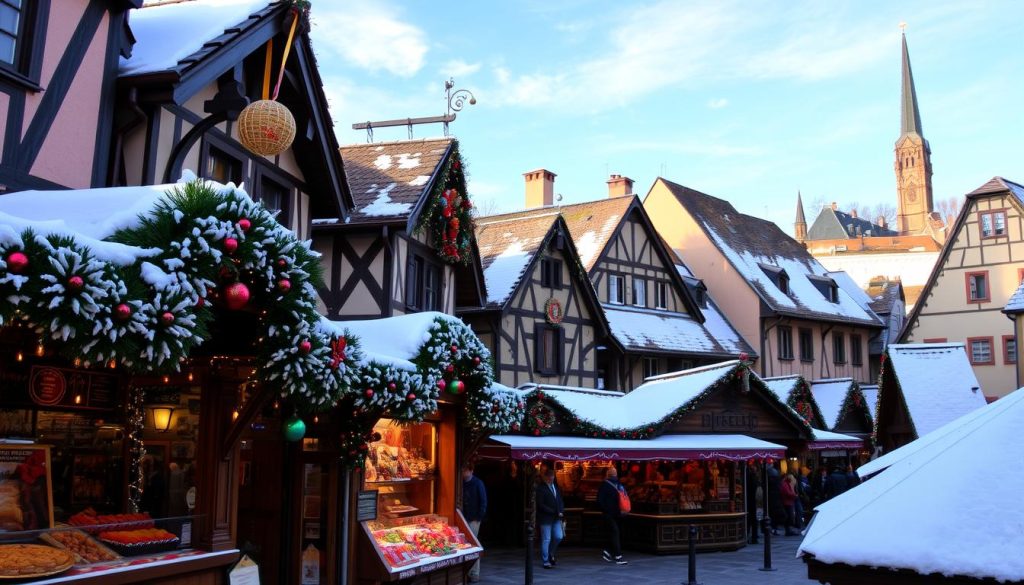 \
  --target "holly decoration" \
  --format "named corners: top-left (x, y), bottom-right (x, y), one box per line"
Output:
top-left (414, 142), bottom-right (474, 265)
